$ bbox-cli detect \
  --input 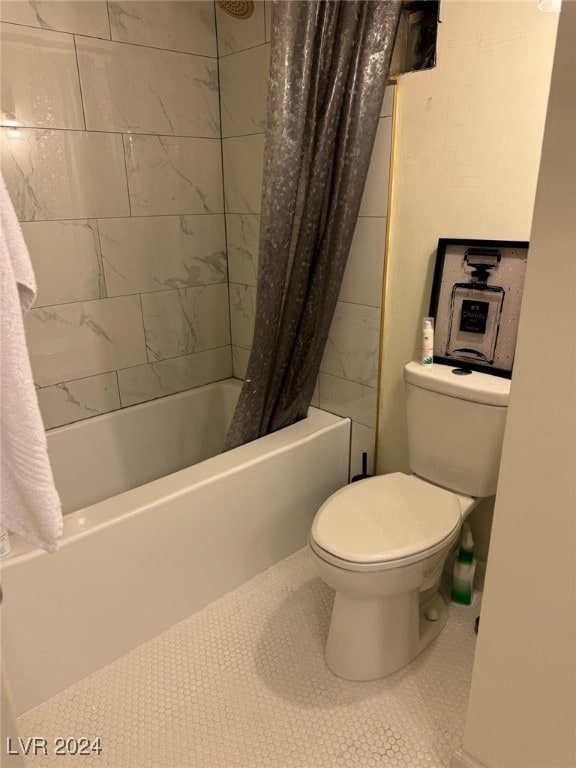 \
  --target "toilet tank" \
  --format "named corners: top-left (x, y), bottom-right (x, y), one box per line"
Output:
top-left (404, 362), bottom-right (510, 497)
